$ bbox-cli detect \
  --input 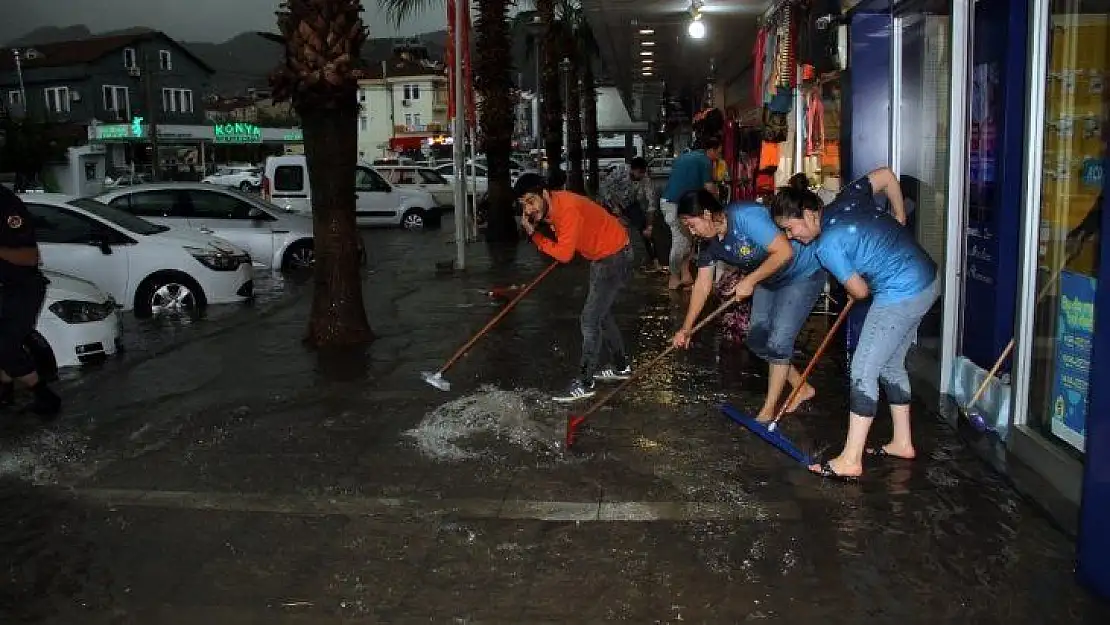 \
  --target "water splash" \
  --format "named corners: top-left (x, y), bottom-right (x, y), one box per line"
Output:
top-left (404, 384), bottom-right (564, 461)
top-left (0, 428), bottom-right (89, 485)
